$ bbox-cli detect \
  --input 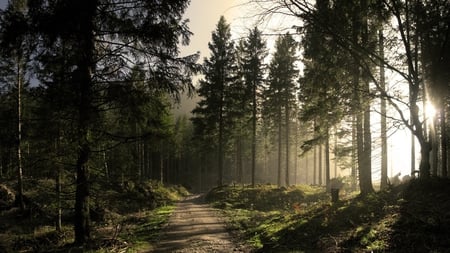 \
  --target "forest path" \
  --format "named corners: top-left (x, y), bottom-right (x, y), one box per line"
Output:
top-left (148, 194), bottom-right (252, 253)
